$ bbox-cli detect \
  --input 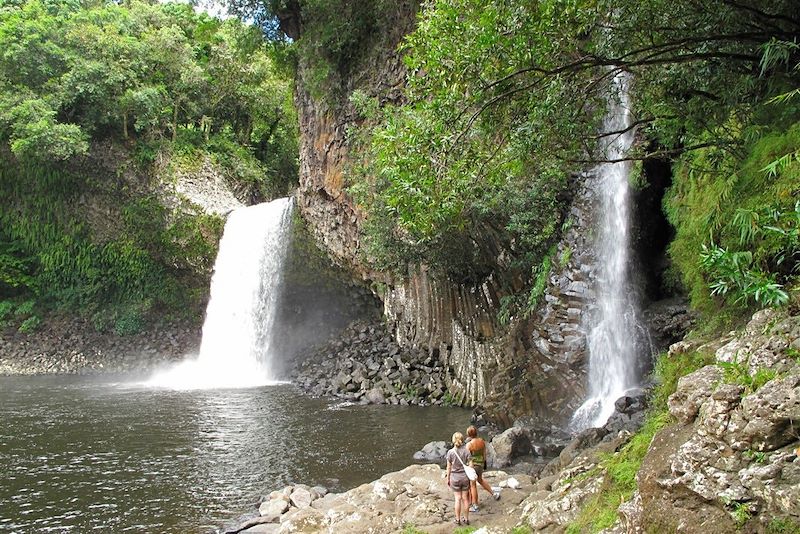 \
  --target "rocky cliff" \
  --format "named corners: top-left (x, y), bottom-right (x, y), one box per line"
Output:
top-left (518, 307), bottom-right (800, 533)
top-left (290, 2), bottom-right (586, 418)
